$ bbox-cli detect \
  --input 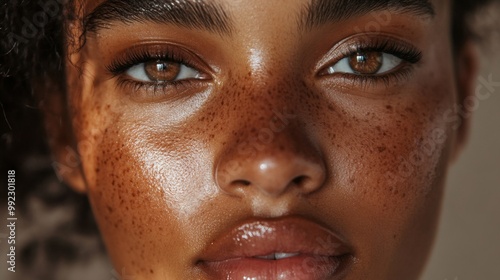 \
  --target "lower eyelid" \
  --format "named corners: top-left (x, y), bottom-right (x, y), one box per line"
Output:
top-left (114, 76), bottom-right (211, 103)
top-left (331, 64), bottom-right (415, 88)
